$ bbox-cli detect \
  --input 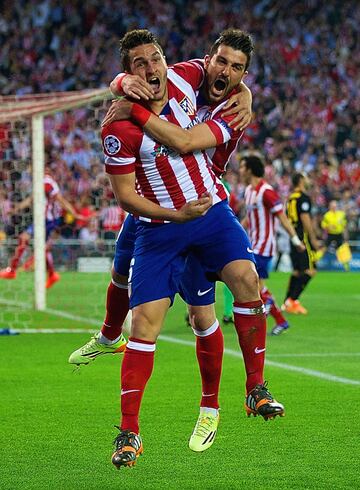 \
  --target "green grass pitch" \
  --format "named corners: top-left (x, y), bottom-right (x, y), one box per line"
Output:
top-left (0, 272), bottom-right (359, 489)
